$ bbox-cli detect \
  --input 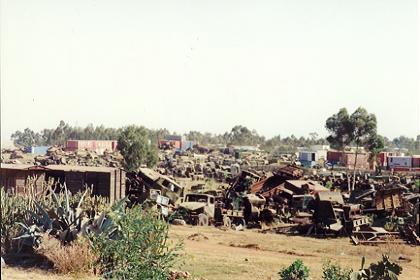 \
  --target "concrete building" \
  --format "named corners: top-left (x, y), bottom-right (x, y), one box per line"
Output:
top-left (298, 145), bottom-right (329, 167)
top-left (65, 140), bottom-right (118, 154)
top-left (326, 150), bottom-right (370, 170)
